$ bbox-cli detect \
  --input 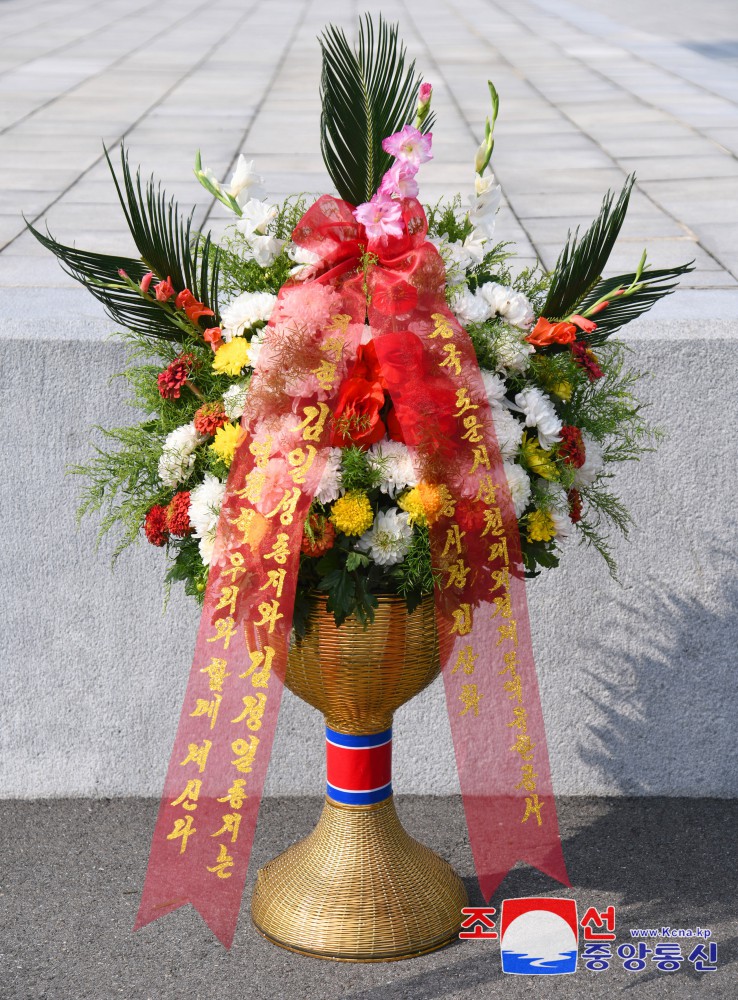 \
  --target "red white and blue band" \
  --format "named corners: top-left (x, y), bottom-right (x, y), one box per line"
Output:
top-left (325, 726), bottom-right (393, 806)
